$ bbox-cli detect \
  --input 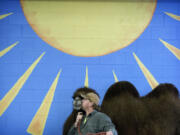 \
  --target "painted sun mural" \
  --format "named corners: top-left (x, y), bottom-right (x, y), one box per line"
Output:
top-left (20, 0), bottom-right (156, 57)
top-left (0, 0), bottom-right (180, 135)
